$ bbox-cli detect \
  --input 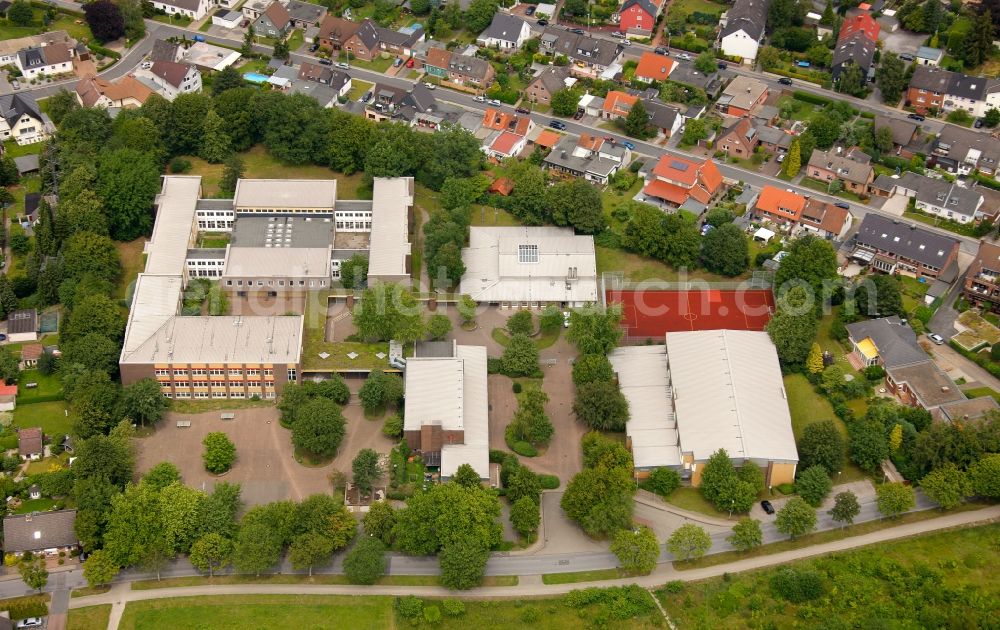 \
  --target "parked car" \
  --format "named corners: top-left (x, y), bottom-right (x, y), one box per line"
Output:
top-left (536, 18), bottom-right (548, 25)
top-left (393, 57), bottom-right (403, 67)
top-left (425, 83), bottom-right (436, 90)
top-left (319, 59), bottom-right (333, 66)
top-left (573, 108), bottom-right (585, 120)
top-left (0, 334), bottom-right (6, 342)
top-left (760, 500), bottom-right (775, 515)
top-left (549, 120), bottom-right (567, 130)
top-left (193, 35), bottom-right (206, 42)
top-left (515, 106), bottom-right (530, 114)
top-left (333, 61), bottom-right (348, 69)
top-left (928, 333), bottom-right (945, 345)
top-left (777, 153), bottom-right (786, 163)
top-left (489, 98), bottom-right (502, 106)
top-left (795, 60), bottom-right (811, 68)
top-left (474, 95), bottom-right (486, 102)
top-left (778, 77), bottom-right (793, 85)
top-left (654, 47), bottom-right (668, 56)
top-left (717, 61), bottom-right (727, 70)
top-left (975, 118), bottom-right (984, 128)
top-left (570, 28), bottom-right (584, 34)
top-left (622, 140), bottom-right (635, 150)
top-left (700, 223), bottom-right (714, 236)
top-left (309, 43), bottom-right (319, 53)
top-left (899, 53), bottom-right (915, 61)
top-left (525, 5), bottom-right (535, 15)
top-left (908, 113), bottom-right (925, 121)
top-left (604, 136), bottom-right (615, 143)
top-left (15, 619), bottom-right (43, 629)
top-left (834, 201), bottom-right (851, 209)
top-left (406, 58), bottom-right (415, 68)
top-left (676, 52), bottom-right (692, 61)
